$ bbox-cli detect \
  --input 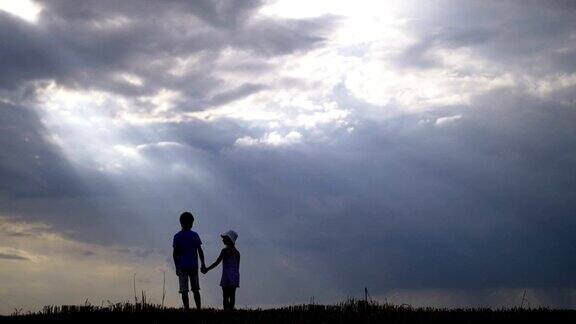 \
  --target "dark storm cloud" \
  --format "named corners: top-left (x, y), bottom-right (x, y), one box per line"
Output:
top-left (104, 80), bottom-right (575, 300)
top-left (0, 100), bottom-right (160, 246)
top-left (208, 83), bottom-right (267, 106)
top-left (234, 15), bottom-right (336, 56)
top-left (0, 252), bottom-right (29, 261)
top-left (42, 0), bottom-right (262, 29)
top-left (0, 102), bottom-right (85, 198)
top-left (0, 0), bottom-right (336, 109)
top-left (81, 250), bottom-right (96, 257)
top-left (396, 0), bottom-right (576, 75)
top-left (1, 0), bottom-right (576, 308)
top-left (0, 12), bottom-right (62, 90)
top-left (200, 86), bottom-right (576, 296)
top-left (0, 0), bottom-right (336, 247)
